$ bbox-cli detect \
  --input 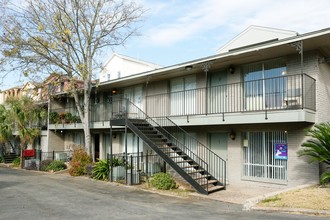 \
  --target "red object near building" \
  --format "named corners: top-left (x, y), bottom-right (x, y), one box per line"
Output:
top-left (23, 149), bottom-right (35, 157)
